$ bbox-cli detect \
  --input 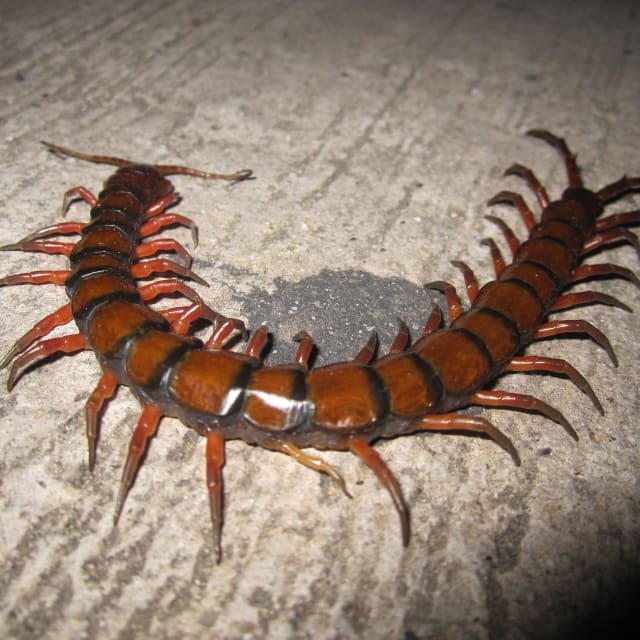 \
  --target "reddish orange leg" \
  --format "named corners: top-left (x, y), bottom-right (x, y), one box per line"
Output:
top-left (160, 304), bottom-right (193, 324)
top-left (348, 435), bottom-right (410, 546)
top-left (145, 193), bottom-right (180, 218)
top-left (505, 355), bottom-right (603, 414)
top-left (0, 270), bottom-right (70, 287)
top-left (354, 331), bottom-right (378, 363)
top-left (205, 430), bottom-right (225, 563)
top-left (140, 213), bottom-right (199, 247)
top-left (533, 319), bottom-right (617, 366)
top-left (389, 319), bottom-right (410, 353)
top-left (597, 176), bottom-right (640, 204)
top-left (552, 290), bottom-right (631, 313)
top-left (417, 413), bottom-right (520, 465)
top-left (485, 215), bottom-right (521, 256)
top-left (583, 228), bottom-right (640, 258)
top-left (205, 317), bottom-right (247, 350)
top-left (6, 333), bottom-right (87, 389)
top-left (164, 303), bottom-right (221, 336)
top-left (596, 209), bottom-right (640, 232)
top-left (422, 302), bottom-right (442, 336)
top-left (527, 130), bottom-right (583, 189)
top-left (135, 238), bottom-right (194, 267)
top-left (481, 237), bottom-right (506, 277)
top-left (292, 331), bottom-right (315, 369)
top-left (487, 191), bottom-right (536, 231)
top-left (114, 404), bottom-right (162, 525)
top-left (425, 281), bottom-right (463, 322)
top-left (85, 370), bottom-right (119, 471)
top-left (140, 281), bottom-right (225, 339)
top-left (18, 221), bottom-right (86, 242)
top-left (571, 263), bottom-right (640, 288)
top-left (61, 186), bottom-right (97, 214)
top-left (471, 389), bottom-right (578, 440)
top-left (504, 163), bottom-right (550, 208)
top-left (138, 278), bottom-right (204, 305)
top-left (245, 325), bottom-right (270, 360)
top-left (451, 260), bottom-right (479, 303)
top-left (131, 258), bottom-right (208, 286)
top-left (0, 239), bottom-right (74, 256)
top-left (0, 303), bottom-right (73, 367)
